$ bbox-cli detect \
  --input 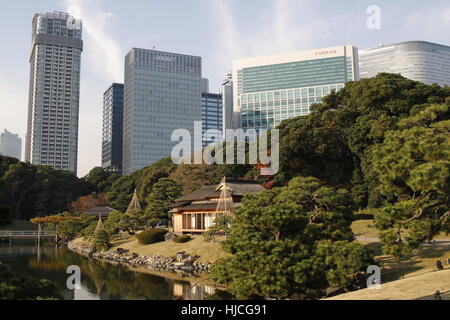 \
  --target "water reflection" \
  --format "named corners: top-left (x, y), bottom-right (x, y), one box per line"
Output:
top-left (0, 242), bottom-right (218, 300)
